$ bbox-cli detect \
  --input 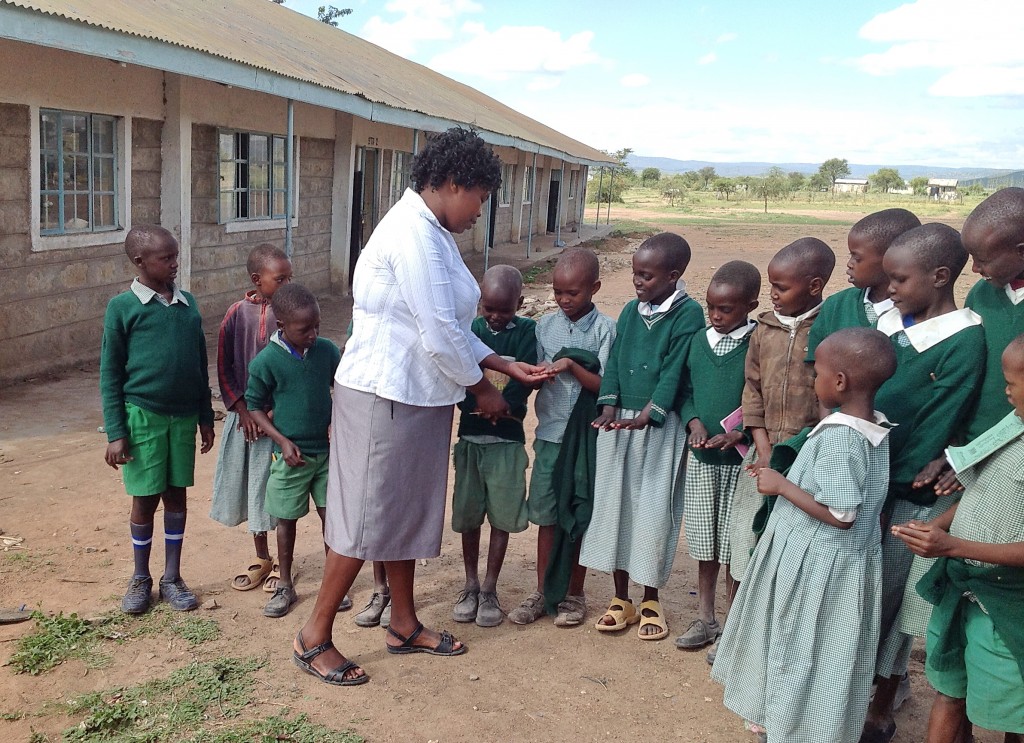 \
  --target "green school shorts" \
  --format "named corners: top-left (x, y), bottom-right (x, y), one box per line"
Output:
top-left (121, 402), bottom-right (198, 497)
top-left (526, 438), bottom-right (561, 527)
top-left (264, 451), bottom-right (329, 521)
top-left (926, 598), bottom-right (1024, 733)
top-left (451, 440), bottom-right (528, 534)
